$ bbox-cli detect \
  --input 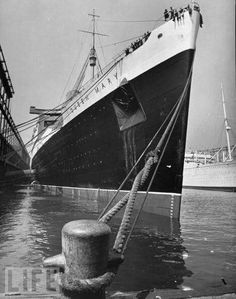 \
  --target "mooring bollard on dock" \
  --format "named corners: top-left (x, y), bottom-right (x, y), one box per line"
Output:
top-left (43, 219), bottom-right (112, 299)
